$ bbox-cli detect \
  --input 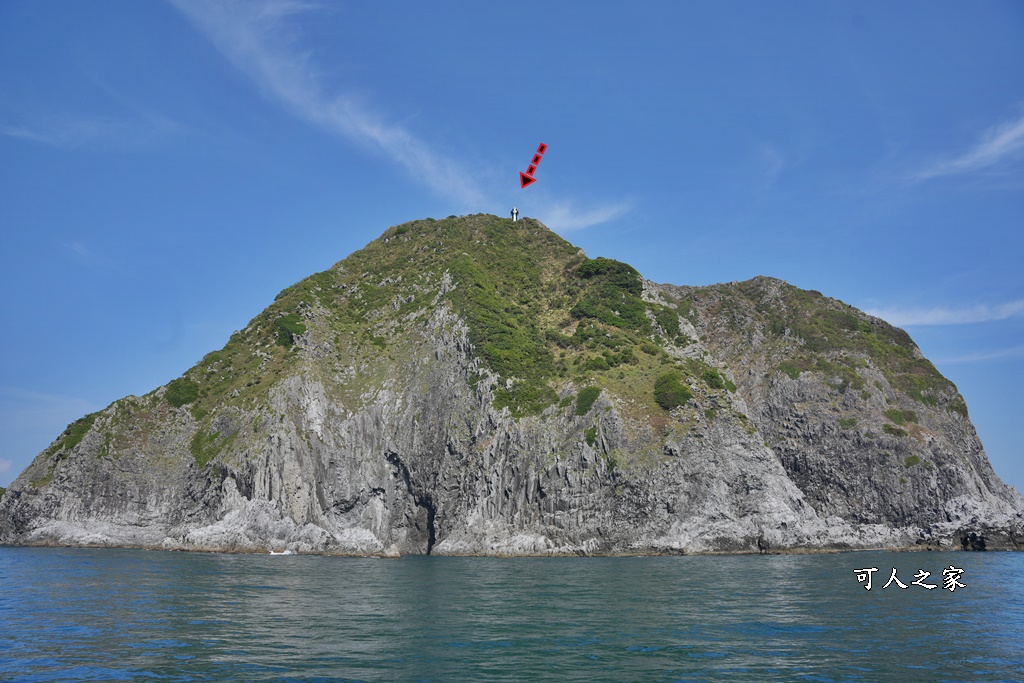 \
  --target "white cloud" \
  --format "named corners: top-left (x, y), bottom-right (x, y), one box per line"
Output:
top-left (865, 299), bottom-right (1024, 326)
top-left (59, 240), bottom-right (119, 270)
top-left (1, 125), bottom-right (60, 145)
top-left (63, 241), bottom-right (94, 259)
top-left (2, 120), bottom-right (110, 147)
top-left (0, 459), bottom-right (12, 476)
top-left (169, 0), bottom-right (632, 225)
top-left (937, 345), bottom-right (1024, 365)
top-left (911, 110), bottom-right (1024, 181)
top-left (169, 0), bottom-right (485, 205)
top-left (1, 115), bottom-right (182, 150)
top-left (533, 200), bottom-right (632, 232)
